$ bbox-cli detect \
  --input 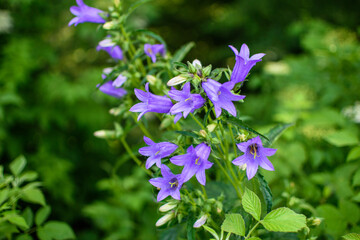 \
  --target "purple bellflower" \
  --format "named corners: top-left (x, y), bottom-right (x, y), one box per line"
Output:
top-left (97, 81), bottom-right (127, 98)
top-left (202, 79), bottom-right (245, 118)
top-left (229, 44), bottom-right (265, 86)
top-left (130, 83), bottom-right (173, 121)
top-left (112, 74), bottom-right (127, 87)
top-left (69, 0), bottom-right (106, 26)
top-left (139, 136), bottom-right (178, 169)
top-left (149, 165), bottom-right (184, 201)
top-left (168, 82), bottom-right (205, 123)
top-left (144, 44), bottom-right (166, 63)
top-left (170, 143), bottom-right (213, 185)
top-left (97, 38), bottom-right (123, 61)
top-left (232, 136), bottom-right (276, 180)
